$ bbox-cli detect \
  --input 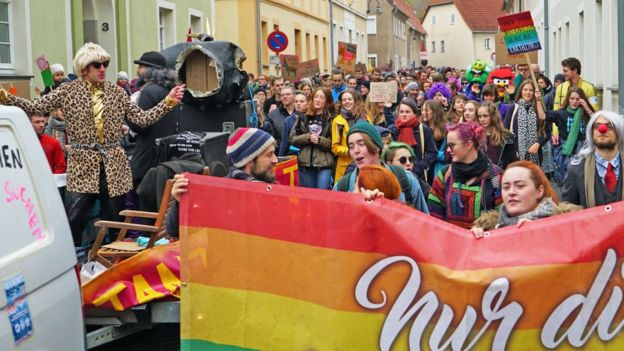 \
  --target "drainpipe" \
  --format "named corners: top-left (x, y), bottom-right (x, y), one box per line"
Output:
top-left (619, 0), bottom-right (624, 114)
top-left (256, 0), bottom-right (262, 75)
top-left (329, 0), bottom-right (334, 70)
top-left (391, 6), bottom-right (396, 70)
top-left (543, 0), bottom-right (549, 77)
